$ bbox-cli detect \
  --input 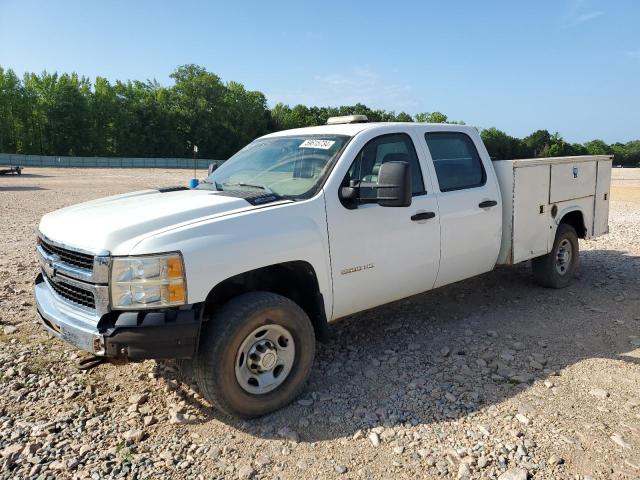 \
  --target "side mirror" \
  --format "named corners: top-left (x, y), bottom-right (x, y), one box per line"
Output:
top-left (376, 161), bottom-right (411, 207)
top-left (208, 163), bottom-right (218, 176)
top-left (339, 180), bottom-right (360, 210)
